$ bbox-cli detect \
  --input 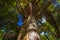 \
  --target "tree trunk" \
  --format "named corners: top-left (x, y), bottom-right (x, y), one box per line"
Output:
top-left (17, 16), bottom-right (40, 40)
